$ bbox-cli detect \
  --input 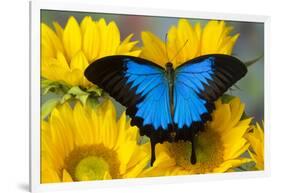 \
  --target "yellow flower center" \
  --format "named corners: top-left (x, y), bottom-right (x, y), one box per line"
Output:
top-left (75, 156), bottom-right (109, 181)
top-left (171, 130), bottom-right (224, 174)
top-left (64, 144), bottom-right (120, 181)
